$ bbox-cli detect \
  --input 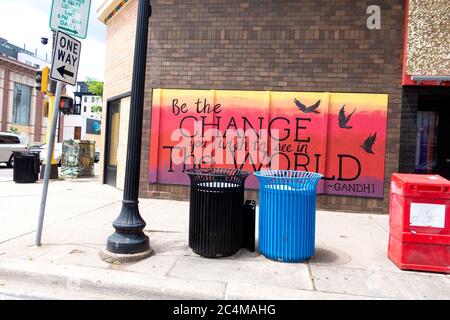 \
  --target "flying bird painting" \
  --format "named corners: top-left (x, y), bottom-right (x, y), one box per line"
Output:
top-left (294, 98), bottom-right (321, 114)
top-left (338, 105), bottom-right (356, 129)
top-left (361, 132), bottom-right (377, 154)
